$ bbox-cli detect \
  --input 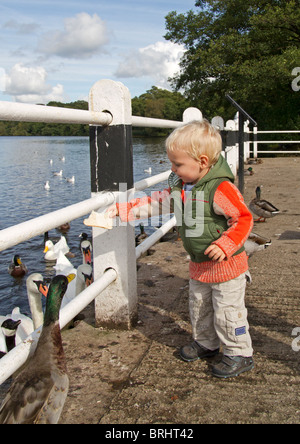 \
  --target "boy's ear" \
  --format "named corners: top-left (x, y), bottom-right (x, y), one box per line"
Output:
top-left (199, 154), bottom-right (210, 168)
